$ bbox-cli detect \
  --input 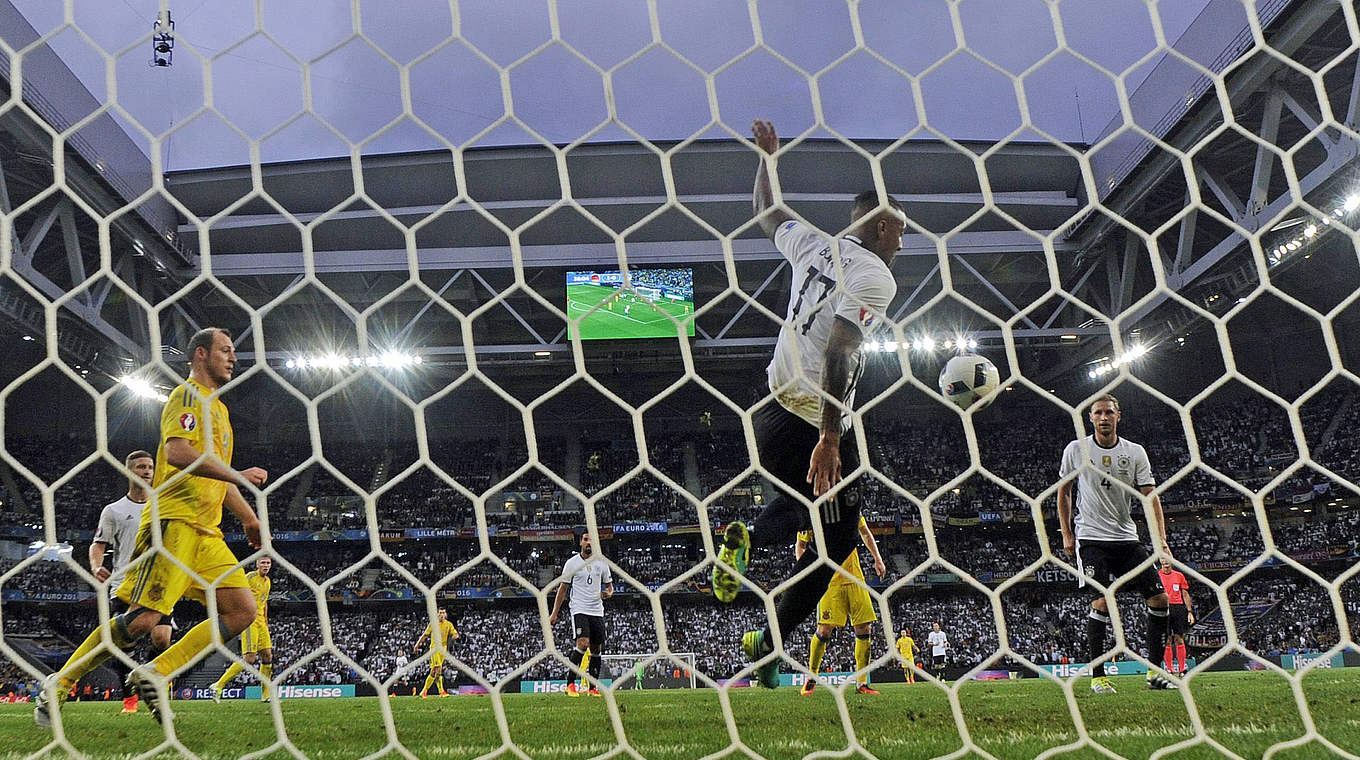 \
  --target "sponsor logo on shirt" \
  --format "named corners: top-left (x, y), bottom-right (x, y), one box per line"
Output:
top-left (179, 412), bottom-right (197, 432)
top-left (781, 220), bottom-right (798, 233)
